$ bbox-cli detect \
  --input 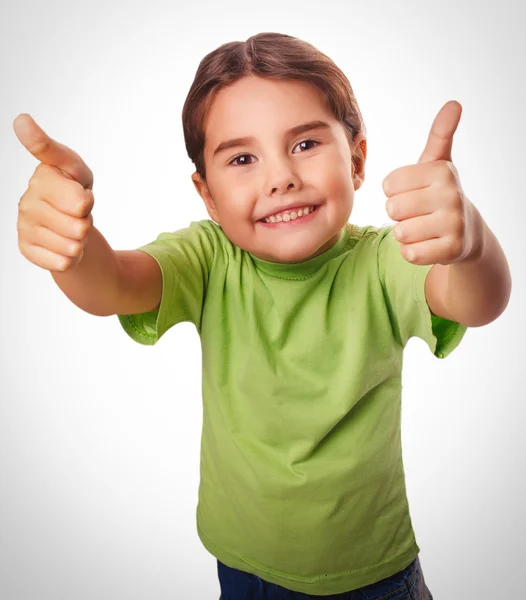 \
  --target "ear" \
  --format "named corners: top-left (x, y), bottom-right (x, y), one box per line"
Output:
top-left (191, 172), bottom-right (220, 223)
top-left (351, 135), bottom-right (367, 190)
